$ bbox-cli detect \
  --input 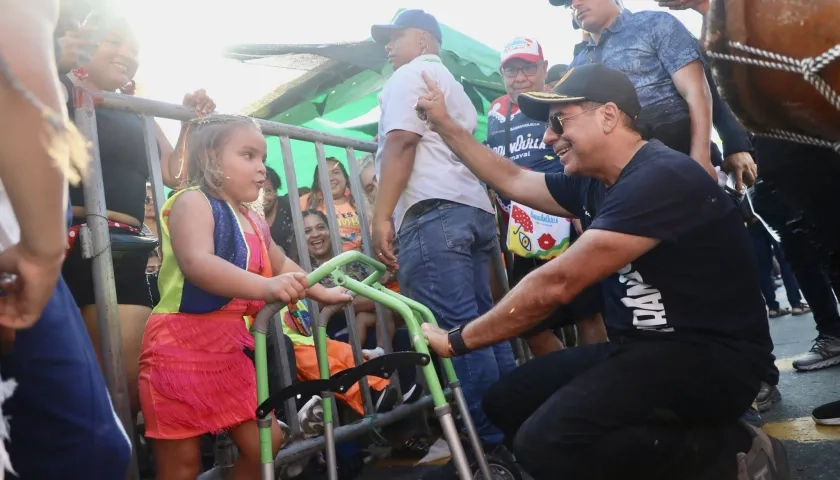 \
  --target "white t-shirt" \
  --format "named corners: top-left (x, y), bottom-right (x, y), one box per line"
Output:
top-left (0, 180), bottom-right (20, 254)
top-left (375, 54), bottom-right (493, 231)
